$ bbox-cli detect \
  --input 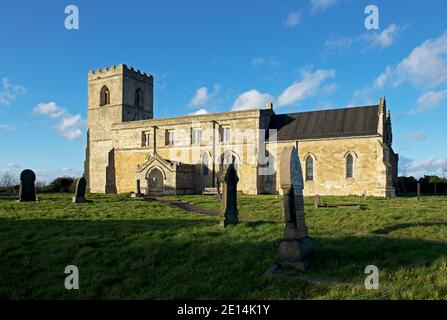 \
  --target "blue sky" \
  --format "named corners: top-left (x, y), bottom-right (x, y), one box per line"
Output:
top-left (1, 0), bottom-right (446, 182)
